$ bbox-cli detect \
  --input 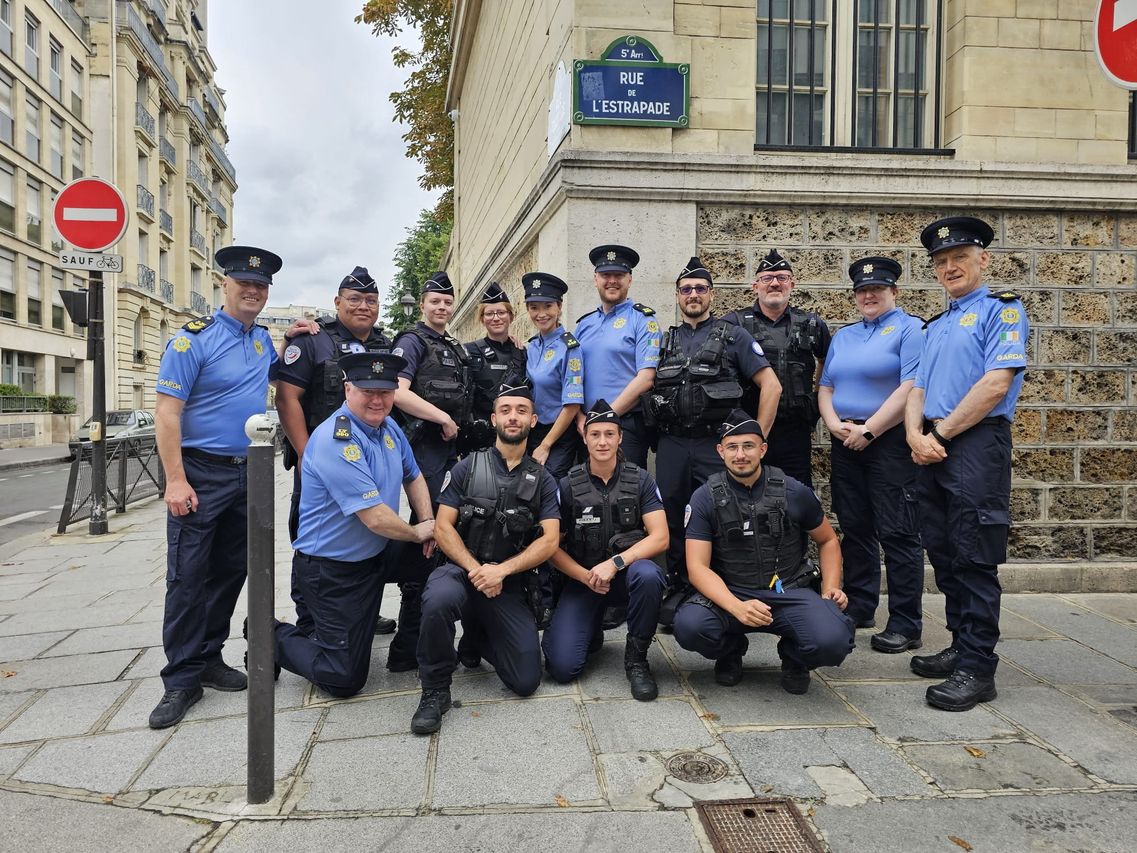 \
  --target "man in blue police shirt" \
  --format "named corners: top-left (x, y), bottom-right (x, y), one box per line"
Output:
top-left (411, 383), bottom-right (561, 734)
top-left (673, 410), bottom-right (853, 694)
top-left (905, 216), bottom-right (1029, 712)
top-left (275, 352), bottom-right (436, 697)
top-left (150, 245), bottom-right (281, 729)
top-left (574, 244), bottom-right (660, 468)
